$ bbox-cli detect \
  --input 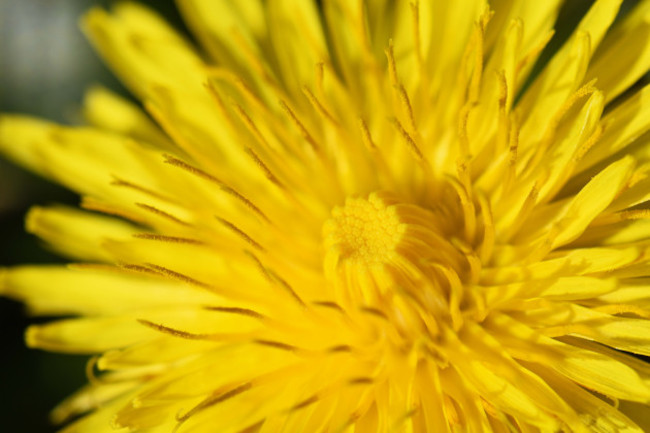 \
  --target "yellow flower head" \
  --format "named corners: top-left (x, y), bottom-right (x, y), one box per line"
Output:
top-left (4, 0), bottom-right (650, 431)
